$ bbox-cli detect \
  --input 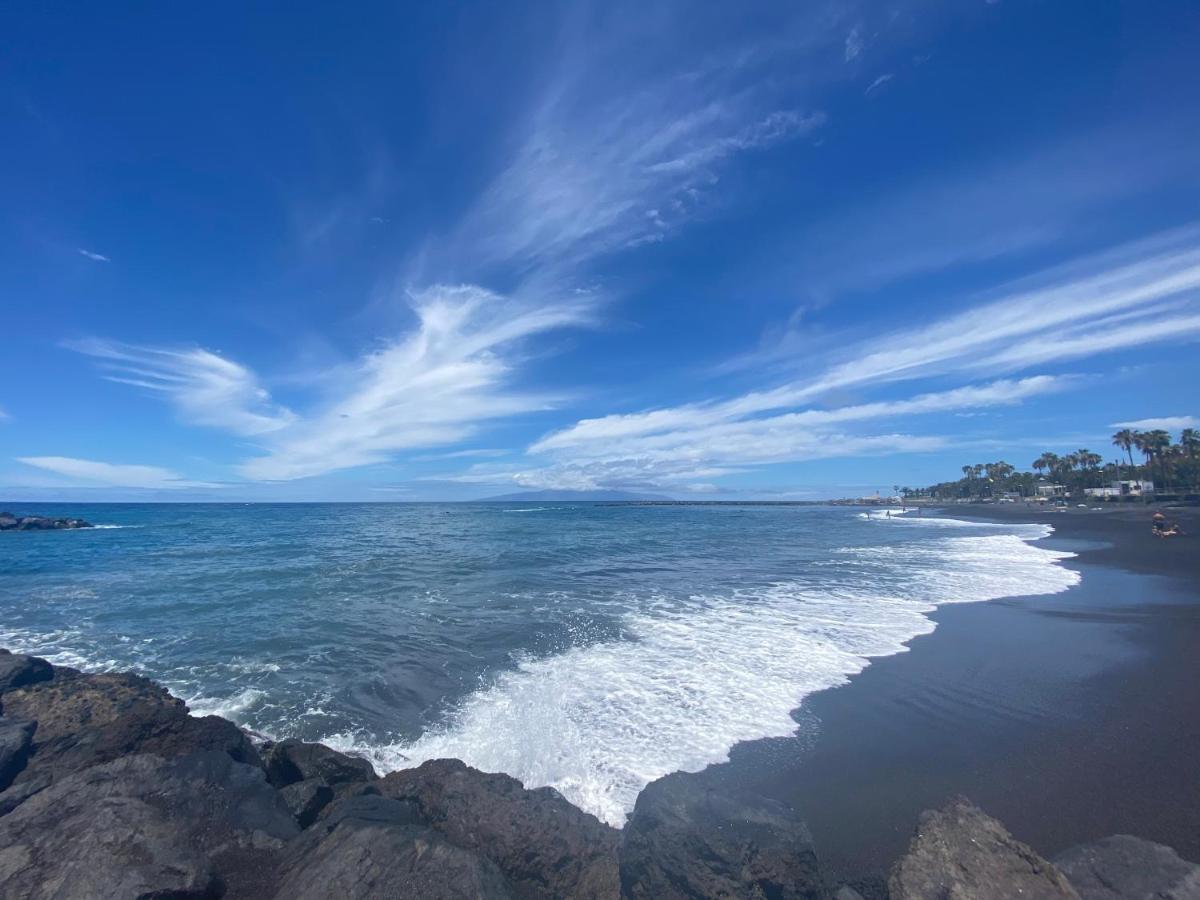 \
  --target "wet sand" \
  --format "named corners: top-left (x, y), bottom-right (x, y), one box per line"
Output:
top-left (693, 504), bottom-right (1200, 887)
